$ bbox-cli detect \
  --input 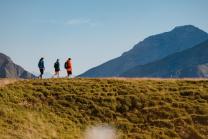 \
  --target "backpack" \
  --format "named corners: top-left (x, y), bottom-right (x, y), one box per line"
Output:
top-left (38, 60), bottom-right (44, 69)
top-left (38, 61), bottom-right (41, 68)
top-left (64, 61), bottom-right (68, 69)
top-left (54, 62), bottom-right (59, 69)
